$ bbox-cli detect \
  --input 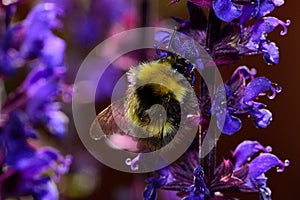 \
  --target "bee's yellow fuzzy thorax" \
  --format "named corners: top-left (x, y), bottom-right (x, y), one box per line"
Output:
top-left (128, 62), bottom-right (187, 102)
